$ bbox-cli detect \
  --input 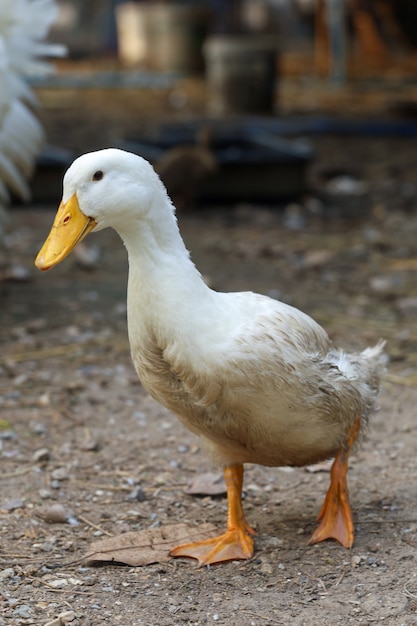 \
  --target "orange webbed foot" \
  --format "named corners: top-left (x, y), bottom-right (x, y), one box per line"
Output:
top-left (170, 463), bottom-right (255, 565)
top-left (170, 528), bottom-right (255, 566)
top-left (308, 477), bottom-right (354, 548)
top-left (308, 417), bottom-right (361, 549)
